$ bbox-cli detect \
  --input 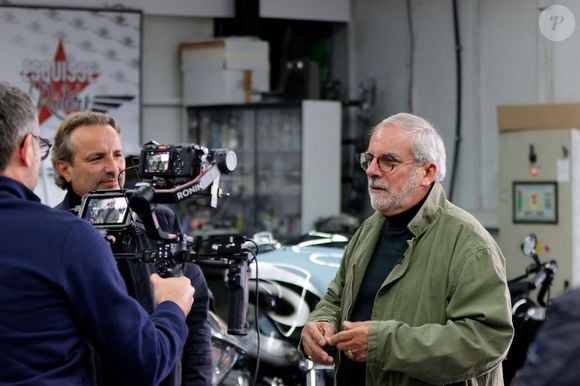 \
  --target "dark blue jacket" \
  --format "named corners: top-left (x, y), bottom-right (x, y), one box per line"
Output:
top-left (57, 191), bottom-right (212, 386)
top-left (512, 287), bottom-right (580, 386)
top-left (0, 176), bottom-right (187, 386)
